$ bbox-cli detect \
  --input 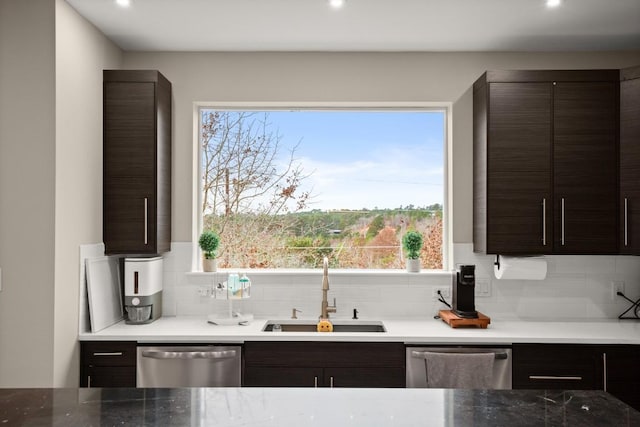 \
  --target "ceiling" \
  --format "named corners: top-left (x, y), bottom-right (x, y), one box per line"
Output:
top-left (64, 0), bottom-right (640, 52)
